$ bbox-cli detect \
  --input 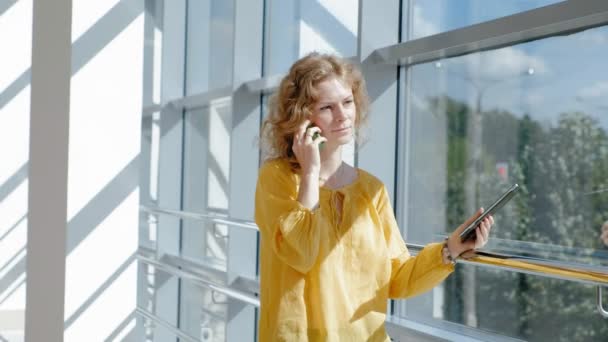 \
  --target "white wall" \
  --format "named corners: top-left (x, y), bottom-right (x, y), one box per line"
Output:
top-left (0, 0), bottom-right (32, 339)
top-left (0, 0), bottom-right (144, 340)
